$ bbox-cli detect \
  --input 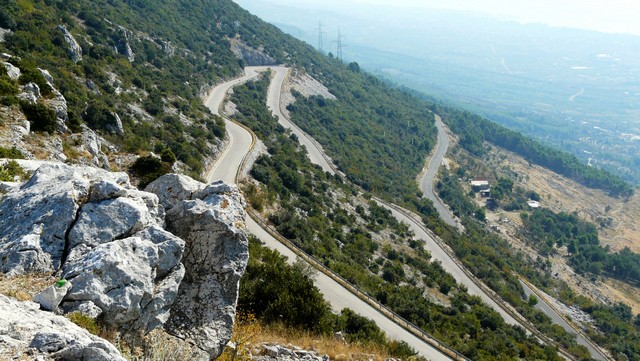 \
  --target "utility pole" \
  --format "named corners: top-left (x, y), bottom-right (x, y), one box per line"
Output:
top-left (316, 21), bottom-right (325, 54)
top-left (335, 29), bottom-right (345, 62)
